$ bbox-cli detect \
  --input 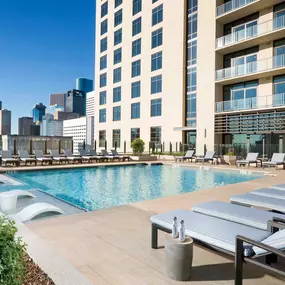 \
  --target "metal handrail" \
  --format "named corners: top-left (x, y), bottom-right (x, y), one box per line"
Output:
top-left (216, 0), bottom-right (257, 17)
